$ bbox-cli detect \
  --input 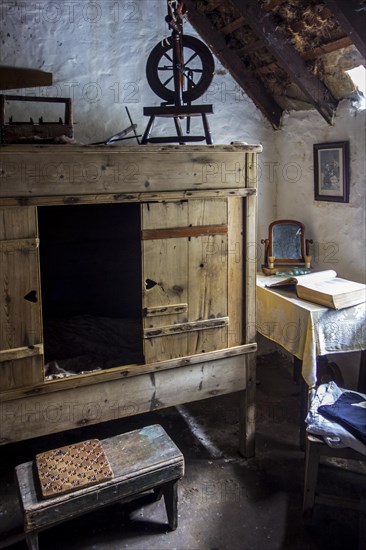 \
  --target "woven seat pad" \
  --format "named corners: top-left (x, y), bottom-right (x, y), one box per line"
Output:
top-left (35, 439), bottom-right (114, 499)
